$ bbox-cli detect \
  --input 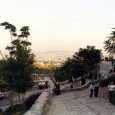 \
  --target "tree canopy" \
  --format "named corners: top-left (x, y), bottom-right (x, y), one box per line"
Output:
top-left (54, 46), bottom-right (102, 82)
top-left (0, 22), bottom-right (35, 93)
top-left (104, 28), bottom-right (115, 55)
